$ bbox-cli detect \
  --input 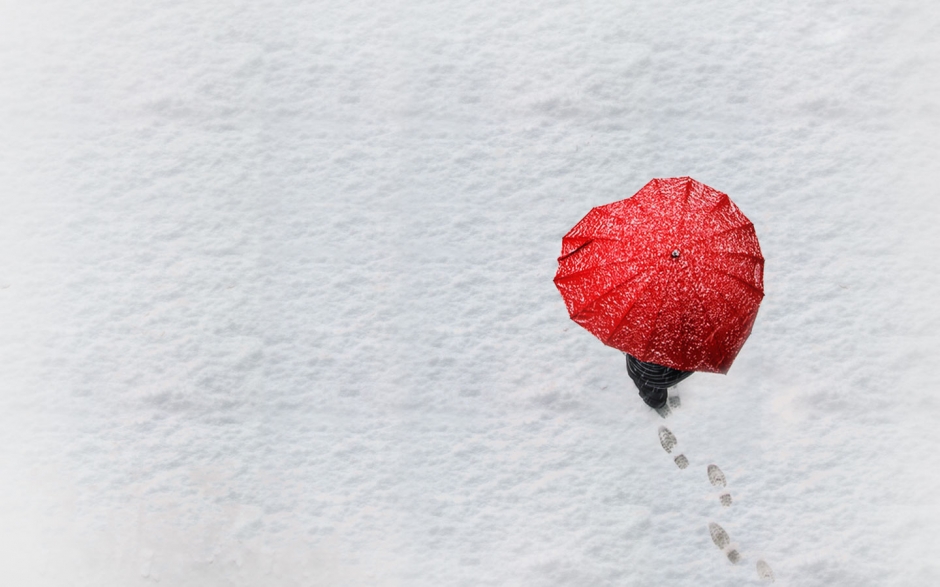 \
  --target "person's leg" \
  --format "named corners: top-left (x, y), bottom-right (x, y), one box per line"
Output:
top-left (637, 384), bottom-right (668, 409)
top-left (626, 353), bottom-right (691, 409)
